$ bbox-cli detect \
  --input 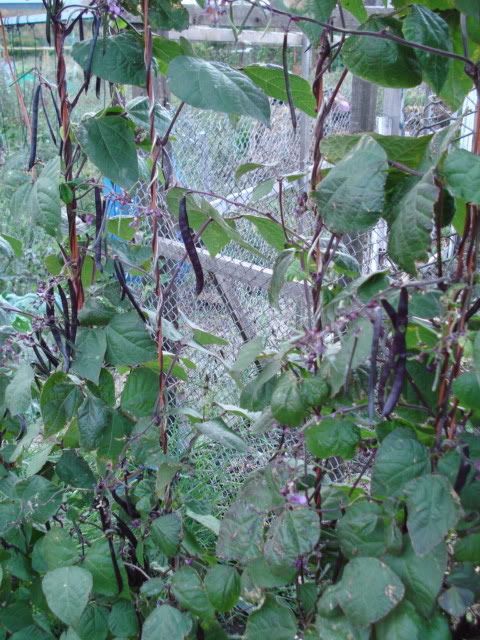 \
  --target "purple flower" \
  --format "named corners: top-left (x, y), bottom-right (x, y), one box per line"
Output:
top-left (107, 0), bottom-right (123, 16)
top-left (287, 493), bottom-right (308, 506)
